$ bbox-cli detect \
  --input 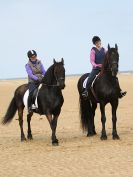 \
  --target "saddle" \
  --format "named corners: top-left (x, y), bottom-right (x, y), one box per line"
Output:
top-left (90, 75), bottom-right (99, 102)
